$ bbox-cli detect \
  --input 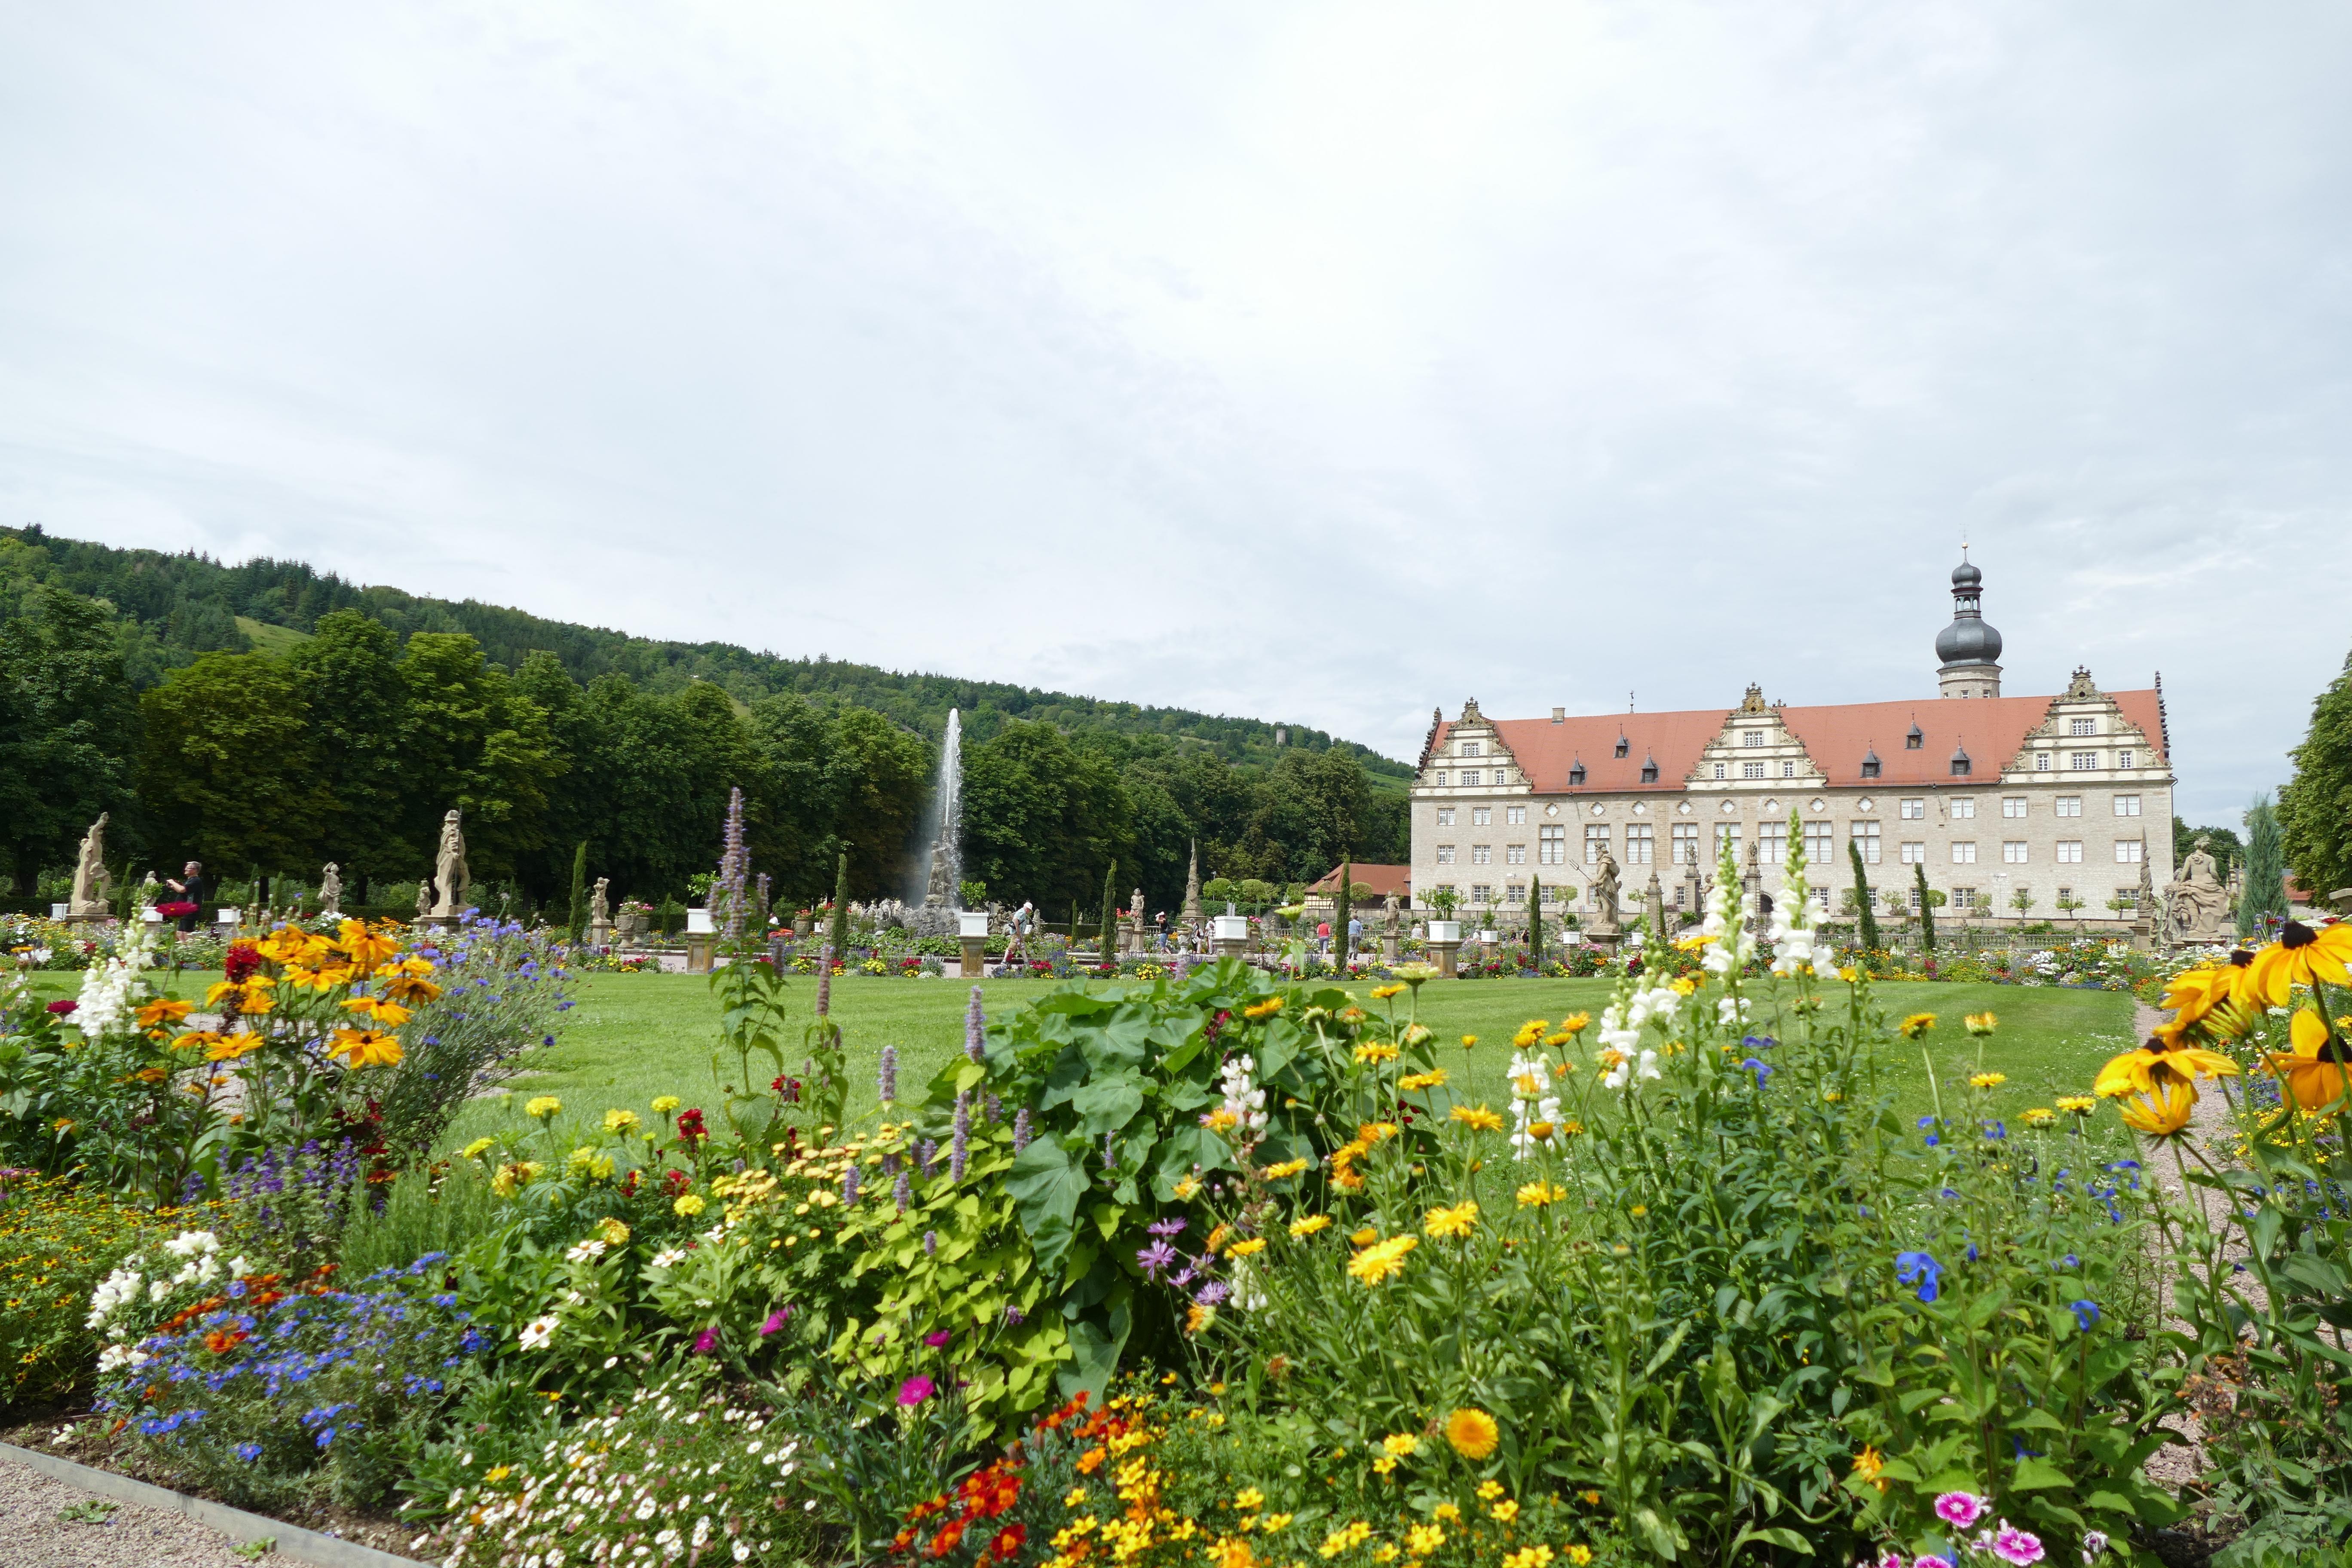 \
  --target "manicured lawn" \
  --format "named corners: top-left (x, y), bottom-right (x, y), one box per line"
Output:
top-left (25, 966), bottom-right (2140, 1149)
